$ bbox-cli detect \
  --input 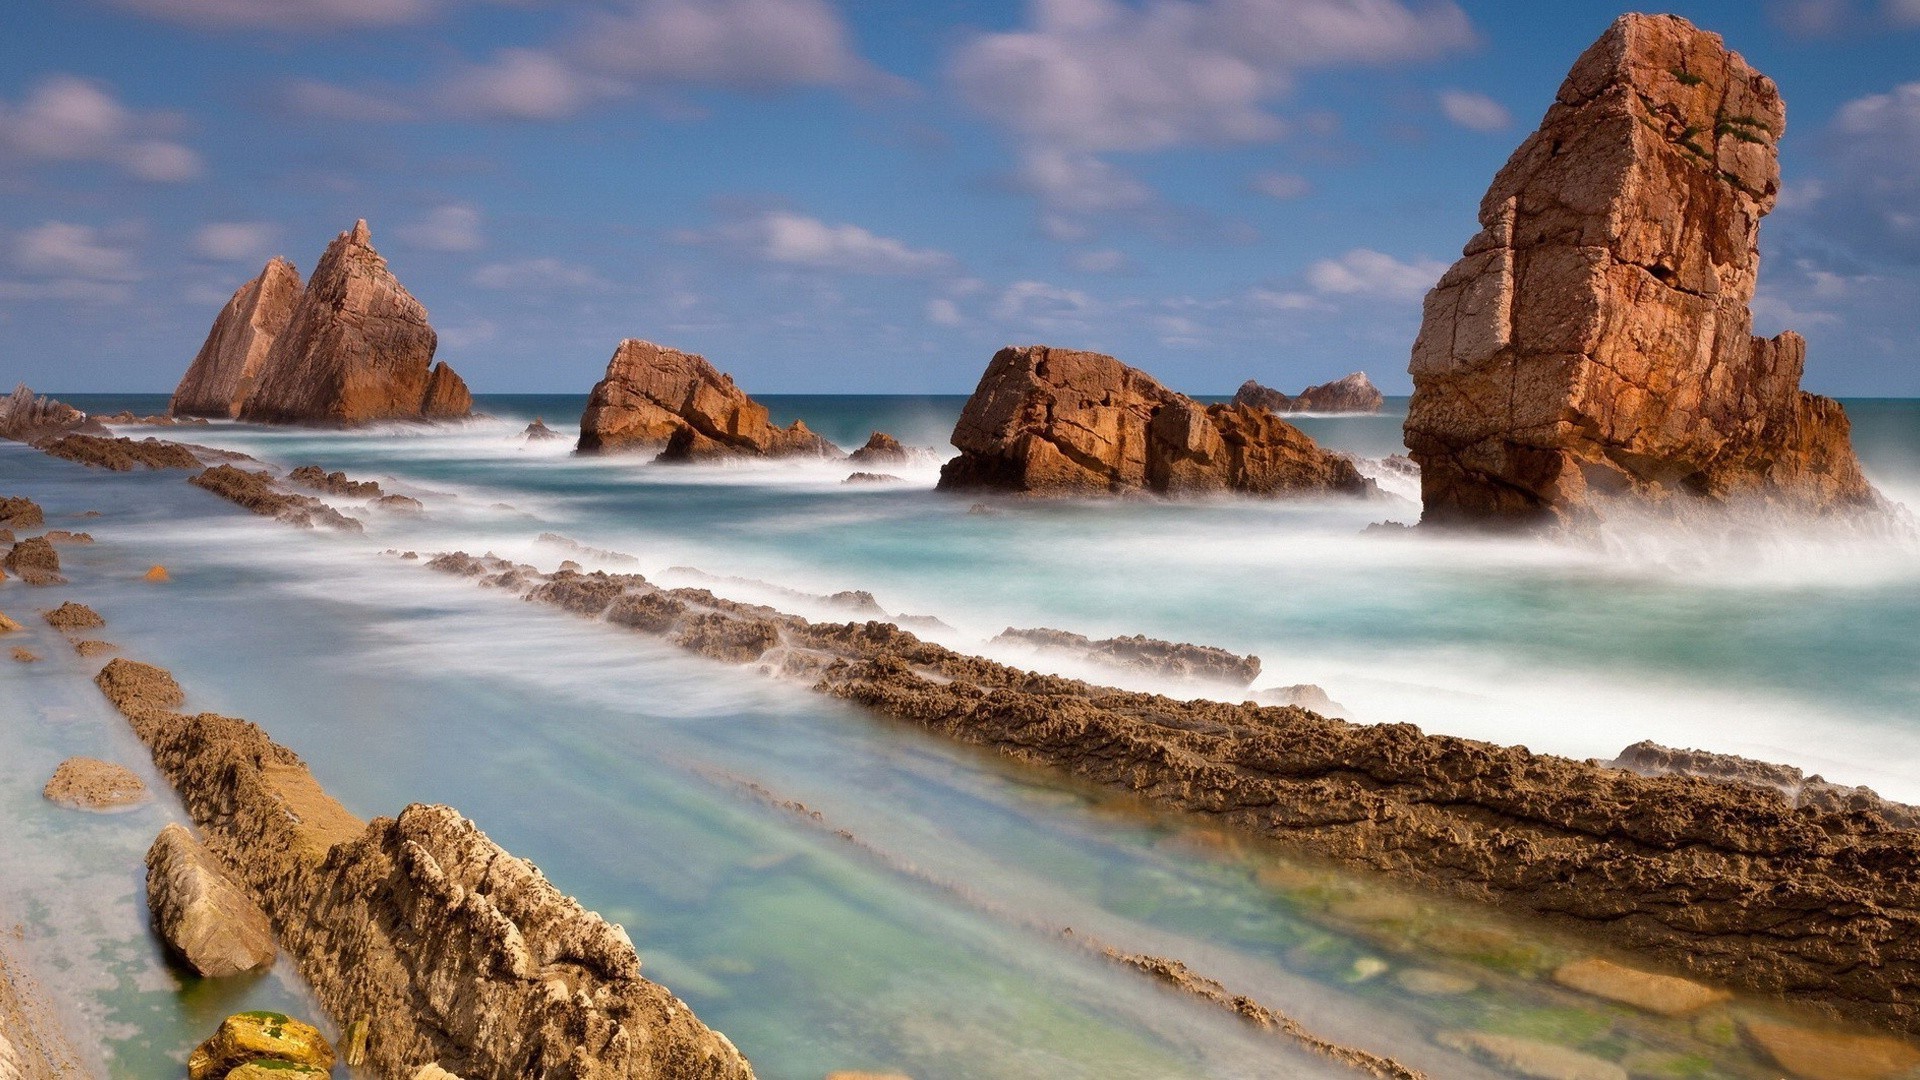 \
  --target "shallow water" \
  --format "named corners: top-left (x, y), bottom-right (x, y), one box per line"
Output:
top-left (3, 394), bottom-right (1918, 1077)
